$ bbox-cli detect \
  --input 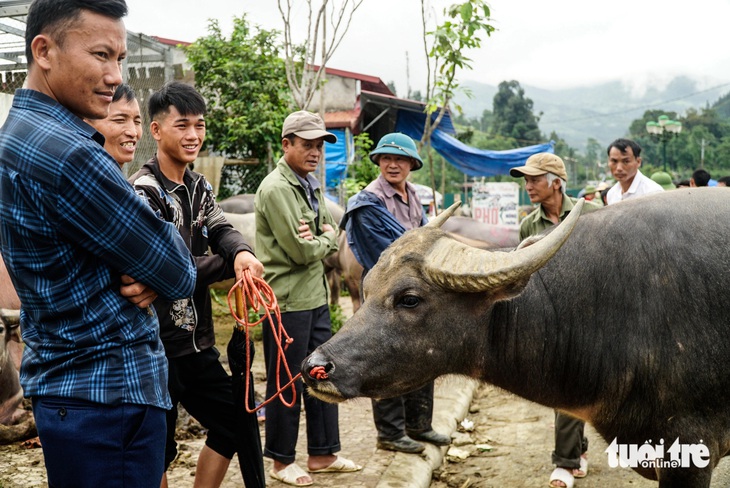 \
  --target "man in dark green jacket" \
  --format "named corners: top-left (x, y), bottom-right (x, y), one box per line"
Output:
top-left (255, 110), bottom-right (361, 486)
